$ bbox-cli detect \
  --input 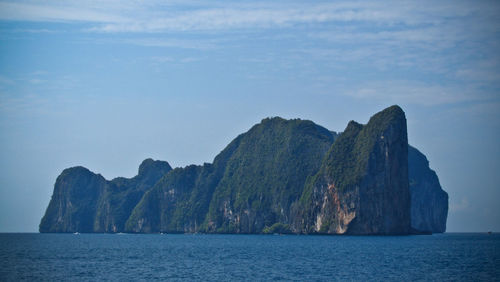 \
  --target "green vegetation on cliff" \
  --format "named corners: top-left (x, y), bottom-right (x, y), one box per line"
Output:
top-left (262, 223), bottom-right (291, 234)
top-left (324, 105), bottom-right (405, 191)
top-left (126, 117), bottom-right (336, 233)
top-left (299, 105), bottom-right (410, 234)
top-left (39, 159), bottom-right (172, 233)
top-left (40, 166), bottom-right (106, 233)
top-left (40, 105), bottom-right (448, 234)
top-left (204, 117), bottom-right (336, 233)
